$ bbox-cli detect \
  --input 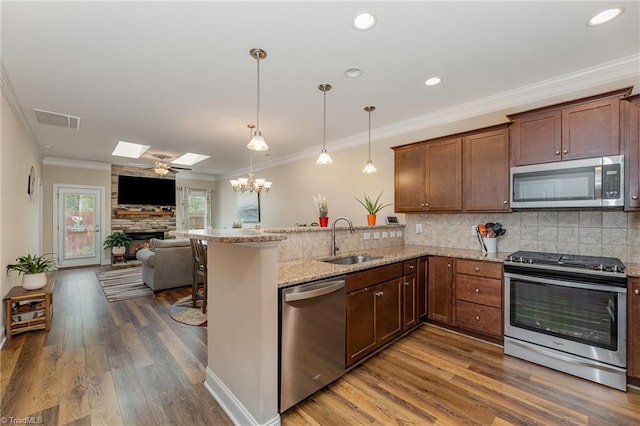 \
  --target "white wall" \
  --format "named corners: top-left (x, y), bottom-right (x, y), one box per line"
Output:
top-left (1, 90), bottom-right (42, 331)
